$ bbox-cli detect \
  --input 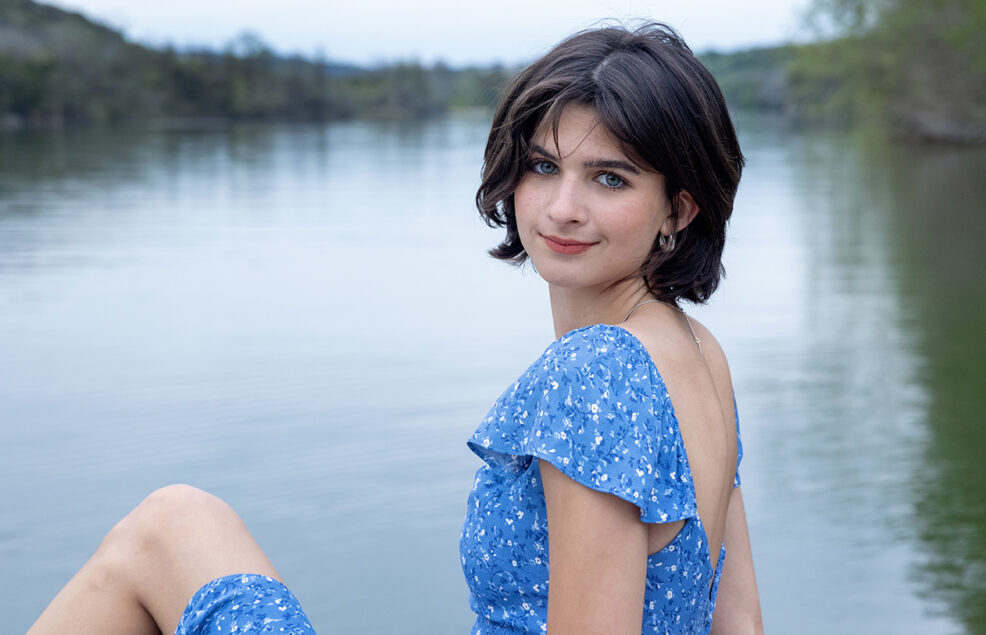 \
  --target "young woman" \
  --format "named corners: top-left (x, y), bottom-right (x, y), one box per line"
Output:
top-left (460, 23), bottom-right (760, 634)
top-left (29, 23), bottom-right (761, 635)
